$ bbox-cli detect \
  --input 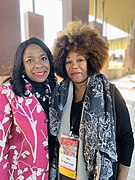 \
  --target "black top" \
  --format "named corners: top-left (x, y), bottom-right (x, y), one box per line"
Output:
top-left (25, 76), bottom-right (49, 118)
top-left (70, 100), bottom-right (83, 135)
